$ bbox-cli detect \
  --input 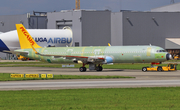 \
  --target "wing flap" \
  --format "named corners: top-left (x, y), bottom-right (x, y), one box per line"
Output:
top-left (36, 53), bottom-right (105, 63)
